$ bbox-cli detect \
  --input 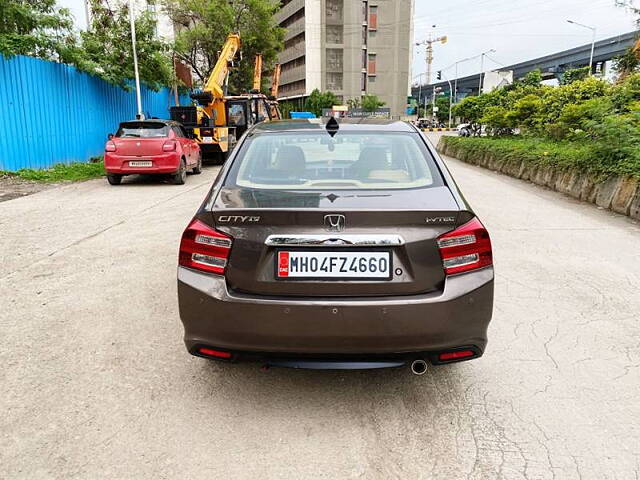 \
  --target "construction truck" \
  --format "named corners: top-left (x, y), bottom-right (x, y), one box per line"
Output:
top-left (170, 34), bottom-right (277, 161)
